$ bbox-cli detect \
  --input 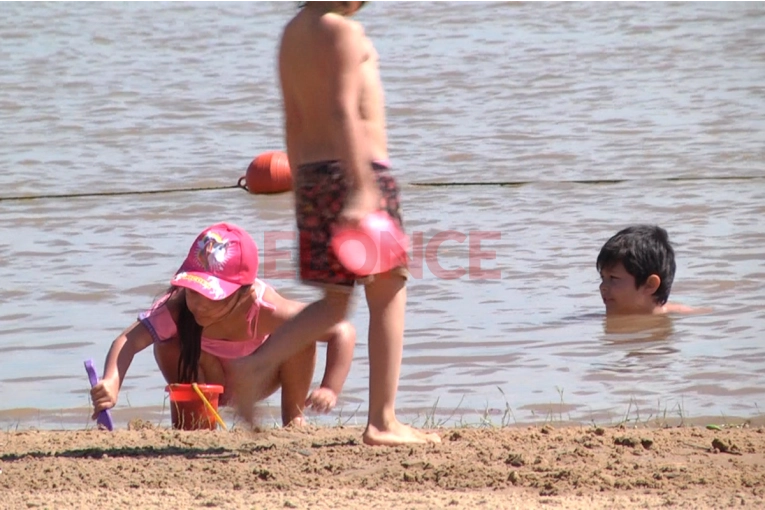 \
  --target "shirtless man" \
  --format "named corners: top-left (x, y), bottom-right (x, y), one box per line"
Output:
top-left (232, 1), bottom-right (441, 446)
